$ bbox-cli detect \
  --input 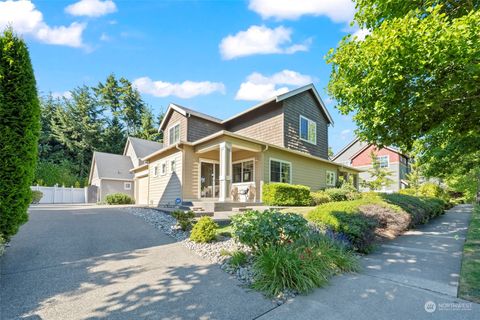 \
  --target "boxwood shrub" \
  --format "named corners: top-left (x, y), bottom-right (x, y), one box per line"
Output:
top-left (105, 193), bottom-right (135, 205)
top-left (190, 216), bottom-right (218, 243)
top-left (231, 209), bottom-right (309, 250)
top-left (262, 183), bottom-right (311, 206)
